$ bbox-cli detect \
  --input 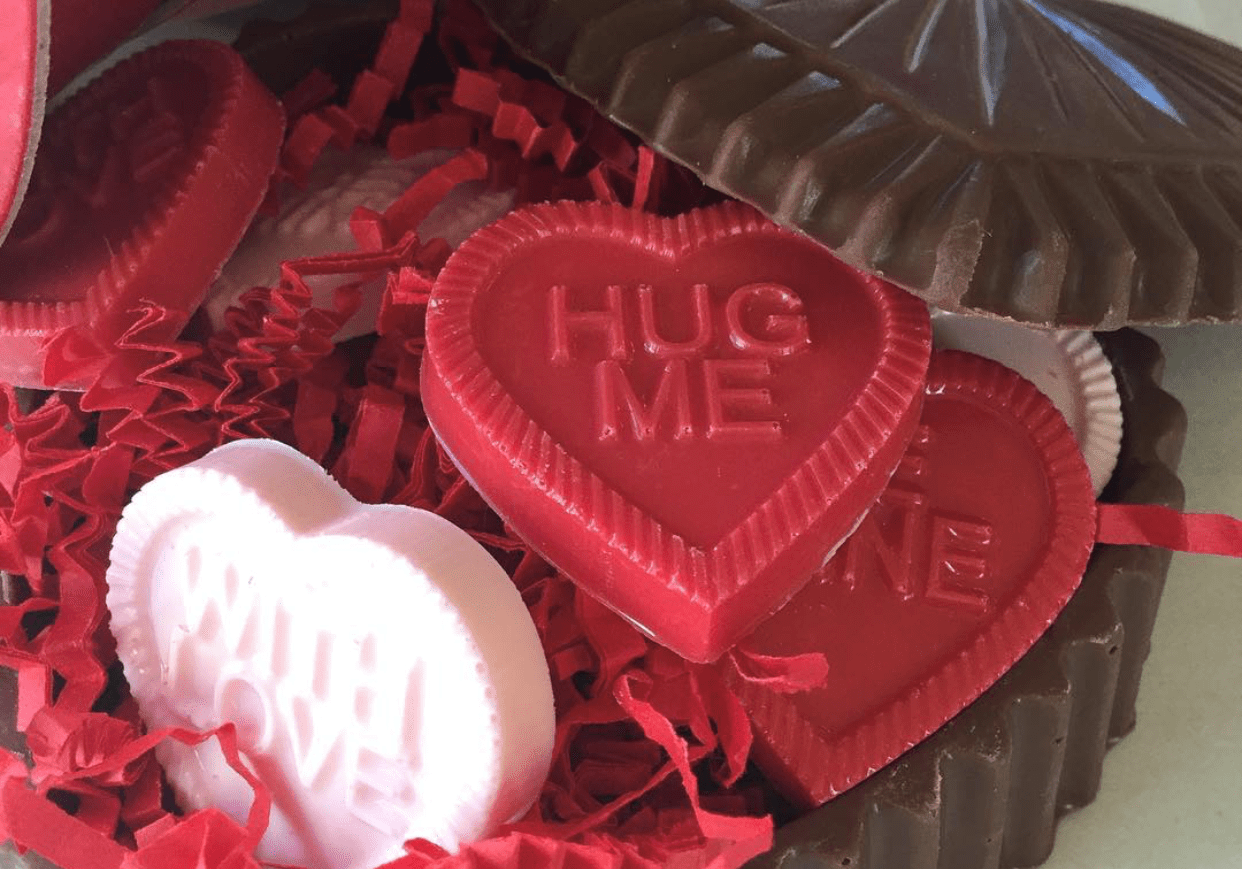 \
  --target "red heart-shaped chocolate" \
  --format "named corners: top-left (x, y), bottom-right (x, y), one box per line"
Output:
top-left (423, 201), bottom-right (931, 662)
top-left (0, 1), bottom-right (46, 249)
top-left (0, 40), bottom-right (283, 389)
top-left (727, 350), bottom-right (1097, 806)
